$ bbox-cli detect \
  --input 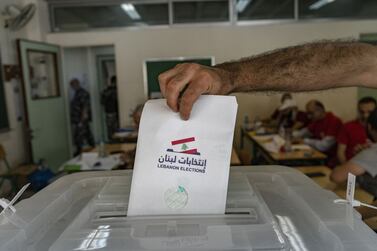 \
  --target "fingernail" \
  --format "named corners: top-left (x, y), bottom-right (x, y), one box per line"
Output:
top-left (180, 113), bottom-right (189, 120)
